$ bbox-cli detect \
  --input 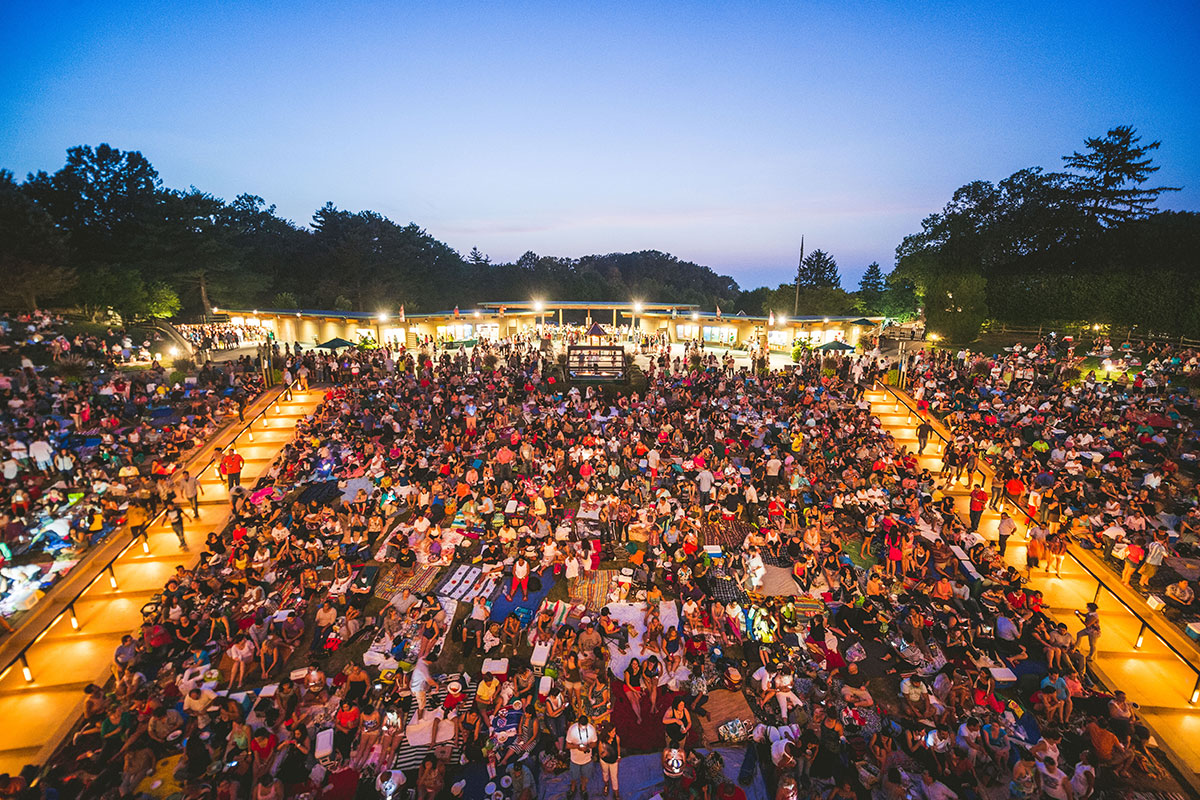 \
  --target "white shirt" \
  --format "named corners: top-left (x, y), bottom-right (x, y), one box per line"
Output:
top-left (566, 722), bottom-right (596, 764)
